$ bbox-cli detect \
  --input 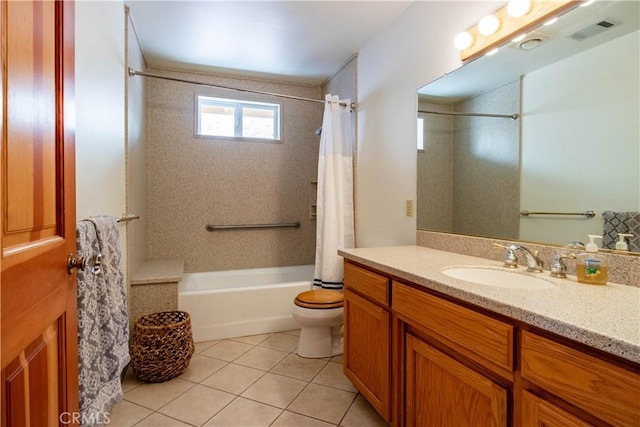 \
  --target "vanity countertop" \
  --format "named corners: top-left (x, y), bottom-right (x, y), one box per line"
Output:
top-left (339, 245), bottom-right (640, 364)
